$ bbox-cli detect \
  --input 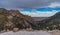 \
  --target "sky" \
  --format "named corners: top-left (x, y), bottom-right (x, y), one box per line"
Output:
top-left (0, 0), bottom-right (60, 17)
